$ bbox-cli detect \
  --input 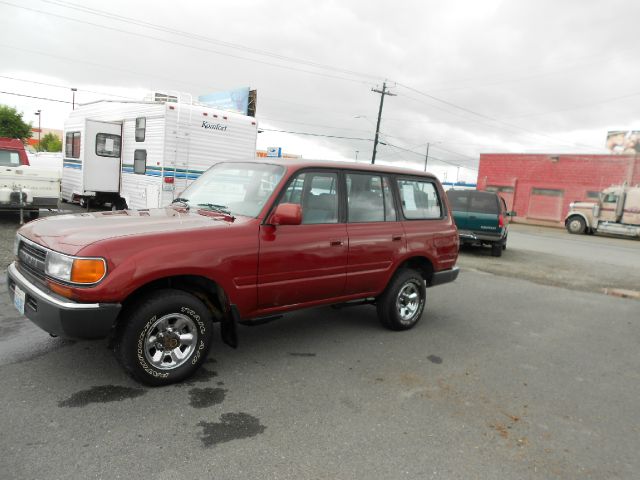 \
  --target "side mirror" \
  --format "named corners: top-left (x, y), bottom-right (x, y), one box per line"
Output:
top-left (268, 203), bottom-right (302, 226)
